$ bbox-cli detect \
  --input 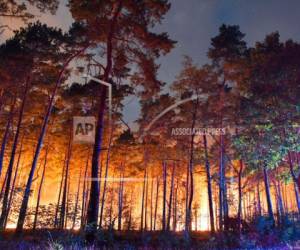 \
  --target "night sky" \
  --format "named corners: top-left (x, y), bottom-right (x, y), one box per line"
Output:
top-left (1, 0), bottom-right (300, 129)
